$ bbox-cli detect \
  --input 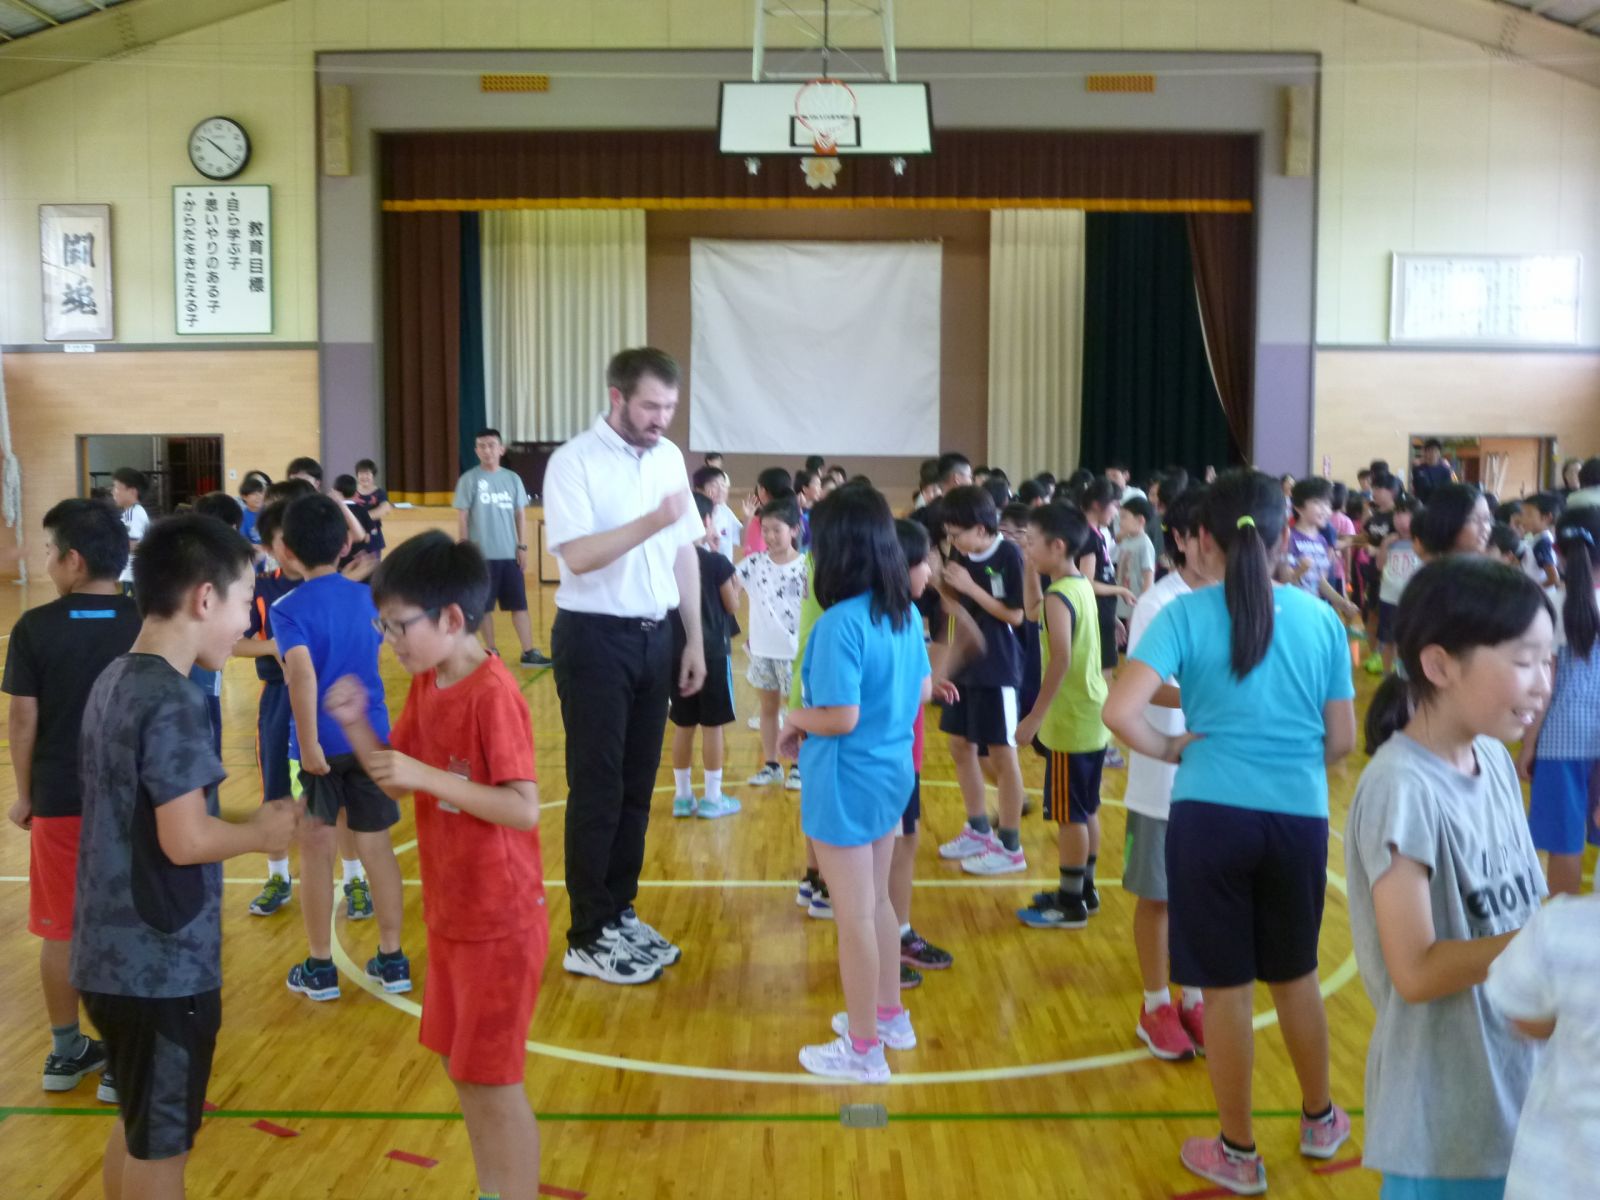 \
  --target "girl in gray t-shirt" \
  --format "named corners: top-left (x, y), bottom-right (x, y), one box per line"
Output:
top-left (1347, 556), bottom-right (1554, 1196)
